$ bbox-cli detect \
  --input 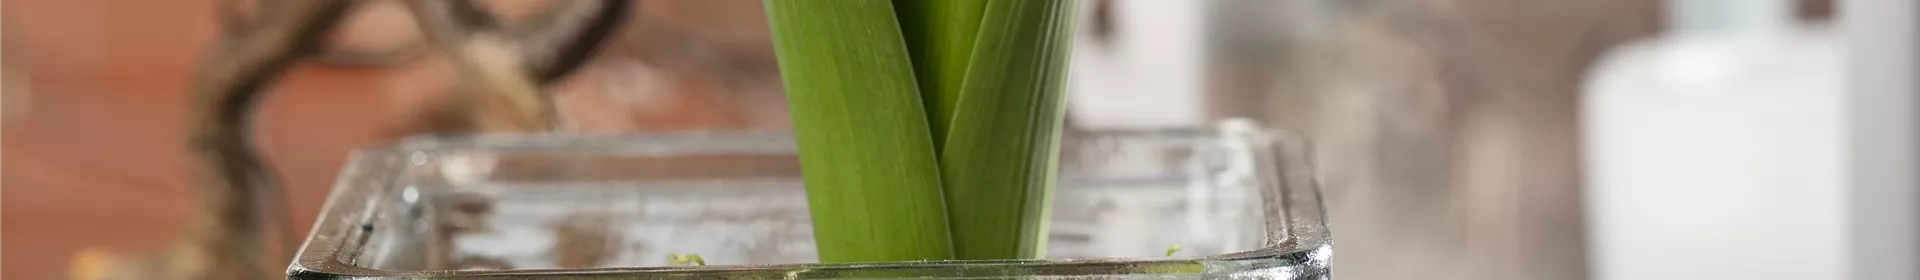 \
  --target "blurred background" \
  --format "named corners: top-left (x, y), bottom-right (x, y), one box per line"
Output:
top-left (1, 0), bottom-right (1911, 279)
